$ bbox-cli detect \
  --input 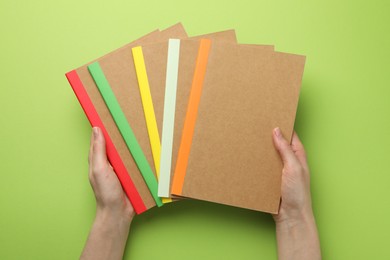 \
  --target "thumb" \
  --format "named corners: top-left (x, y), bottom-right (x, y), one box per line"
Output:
top-left (272, 127), bottom-right (299, 166)
top-left (91, 127), bottom-right (109, 173)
